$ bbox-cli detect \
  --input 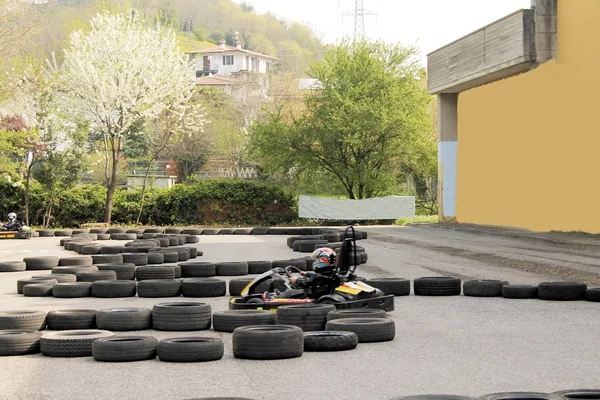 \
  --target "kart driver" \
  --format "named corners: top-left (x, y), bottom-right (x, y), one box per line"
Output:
top-left (262, 247), bottom-right (337, 300)
top-left (0, 213), bottom-right (19, 231)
